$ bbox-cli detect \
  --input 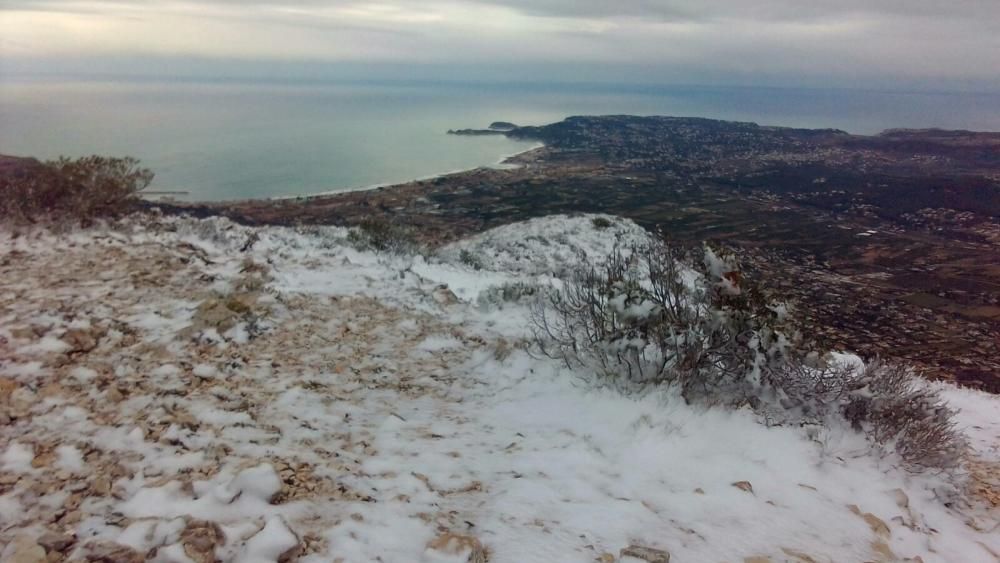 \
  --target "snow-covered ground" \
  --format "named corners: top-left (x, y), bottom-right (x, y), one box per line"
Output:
top-left (0, 213), bottom-right (997, 563)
